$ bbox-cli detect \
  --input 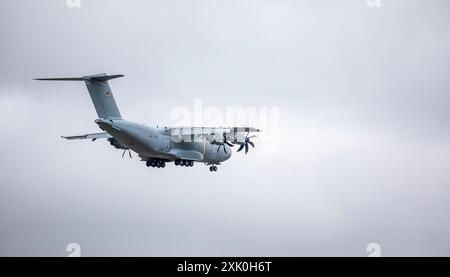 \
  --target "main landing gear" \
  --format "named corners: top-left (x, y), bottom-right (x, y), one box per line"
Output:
top-left (175, 159), bottom-right (194, 167)
top-left (209, 165), bottom-right (218, 172)
top-left (146, 159), bottom-right (166, 168)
